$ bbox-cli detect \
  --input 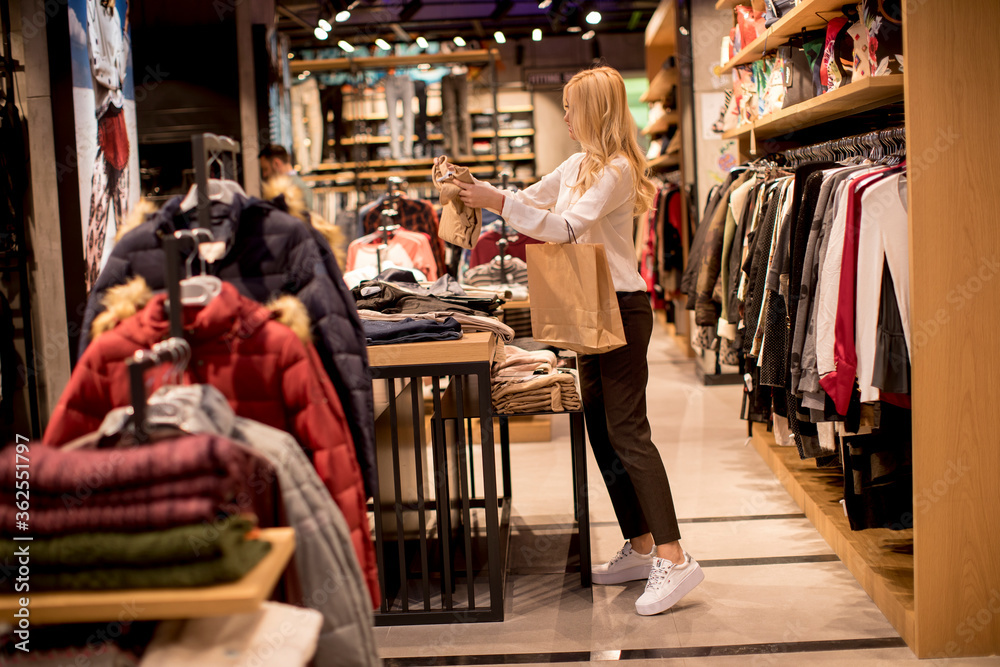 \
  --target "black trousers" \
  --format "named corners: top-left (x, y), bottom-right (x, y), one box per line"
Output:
top-left (578, 291), bottom-right (682, 545)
